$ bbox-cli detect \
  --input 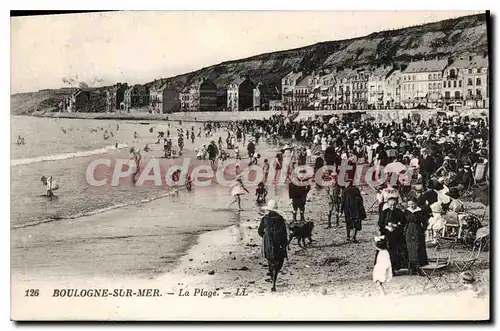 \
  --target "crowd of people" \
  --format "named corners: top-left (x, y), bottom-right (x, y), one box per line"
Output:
top-left (88, 110), bottom-right (488, 294)
top-left (235, 111), bottom-right (489, 293)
